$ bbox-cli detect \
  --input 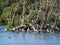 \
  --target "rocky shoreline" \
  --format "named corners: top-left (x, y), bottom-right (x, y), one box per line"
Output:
top-left (6, 24), bottom-right (60, 34)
